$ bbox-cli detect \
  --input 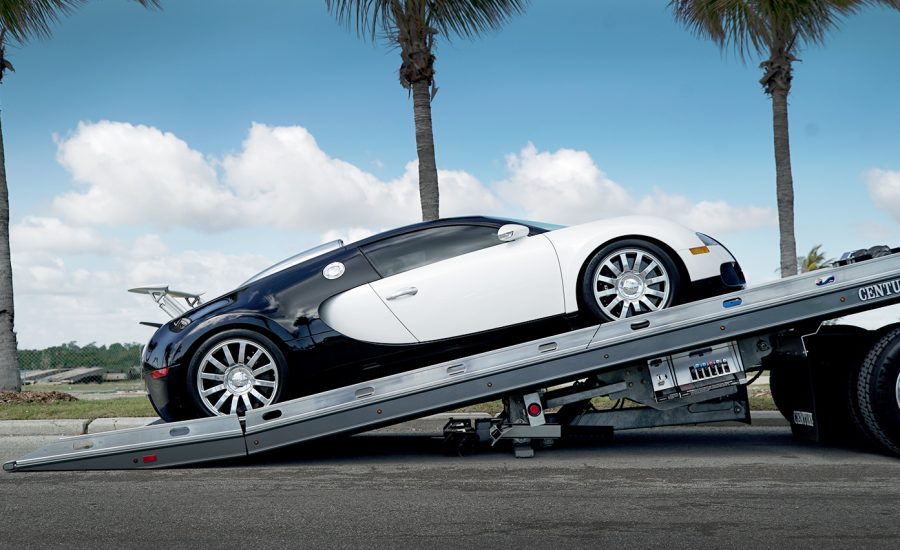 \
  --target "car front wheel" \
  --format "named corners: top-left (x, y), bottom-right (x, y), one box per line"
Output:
top-left (187, 329), bottom-right (287, 417)
top-left (581, 239), bottom-right (681, 322)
